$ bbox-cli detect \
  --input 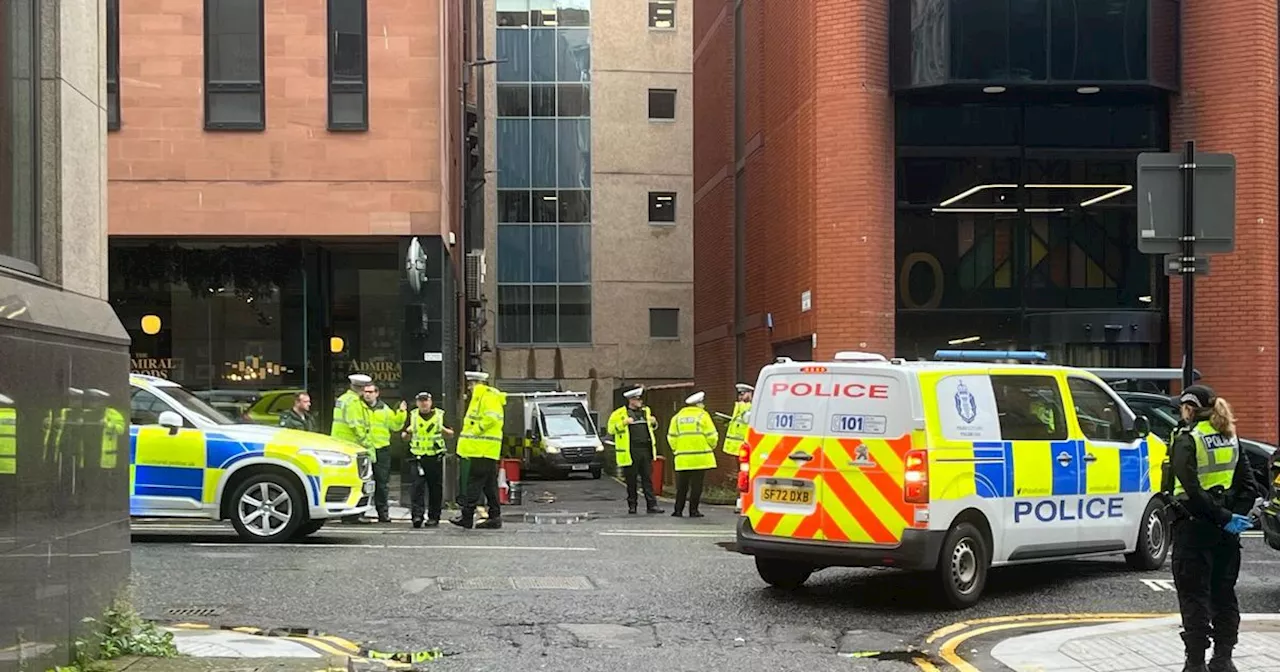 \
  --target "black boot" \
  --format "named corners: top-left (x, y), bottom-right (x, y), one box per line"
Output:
top-left (690, 510), bottom-right (705, 518)
top-left (1208, 645), bottom-right (1237, 672)
top-left (424, 519), bottom-right (440, 527)
top-left (412, 519), bottom-right (423, 529)
top-left (627, 503), bottom-right (637, 515)
top-left (646, 504), bottom-right (664, 514)
top-left (449, 515), bottom-right (474, 529)
top-left (475, 517), bottom-right (503, 529)
top-left (1183, 648), bottom-right (1208, 672)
